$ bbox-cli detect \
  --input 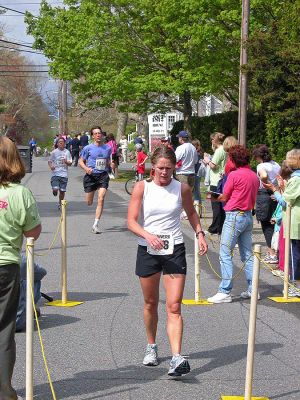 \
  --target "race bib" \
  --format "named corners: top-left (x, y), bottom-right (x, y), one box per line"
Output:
top-left (147, 232), bottom-right (174, 256)
top-left (57, 157), bottom-right (66, 166)
top-left (95, 158), bottom-right (107, 170)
